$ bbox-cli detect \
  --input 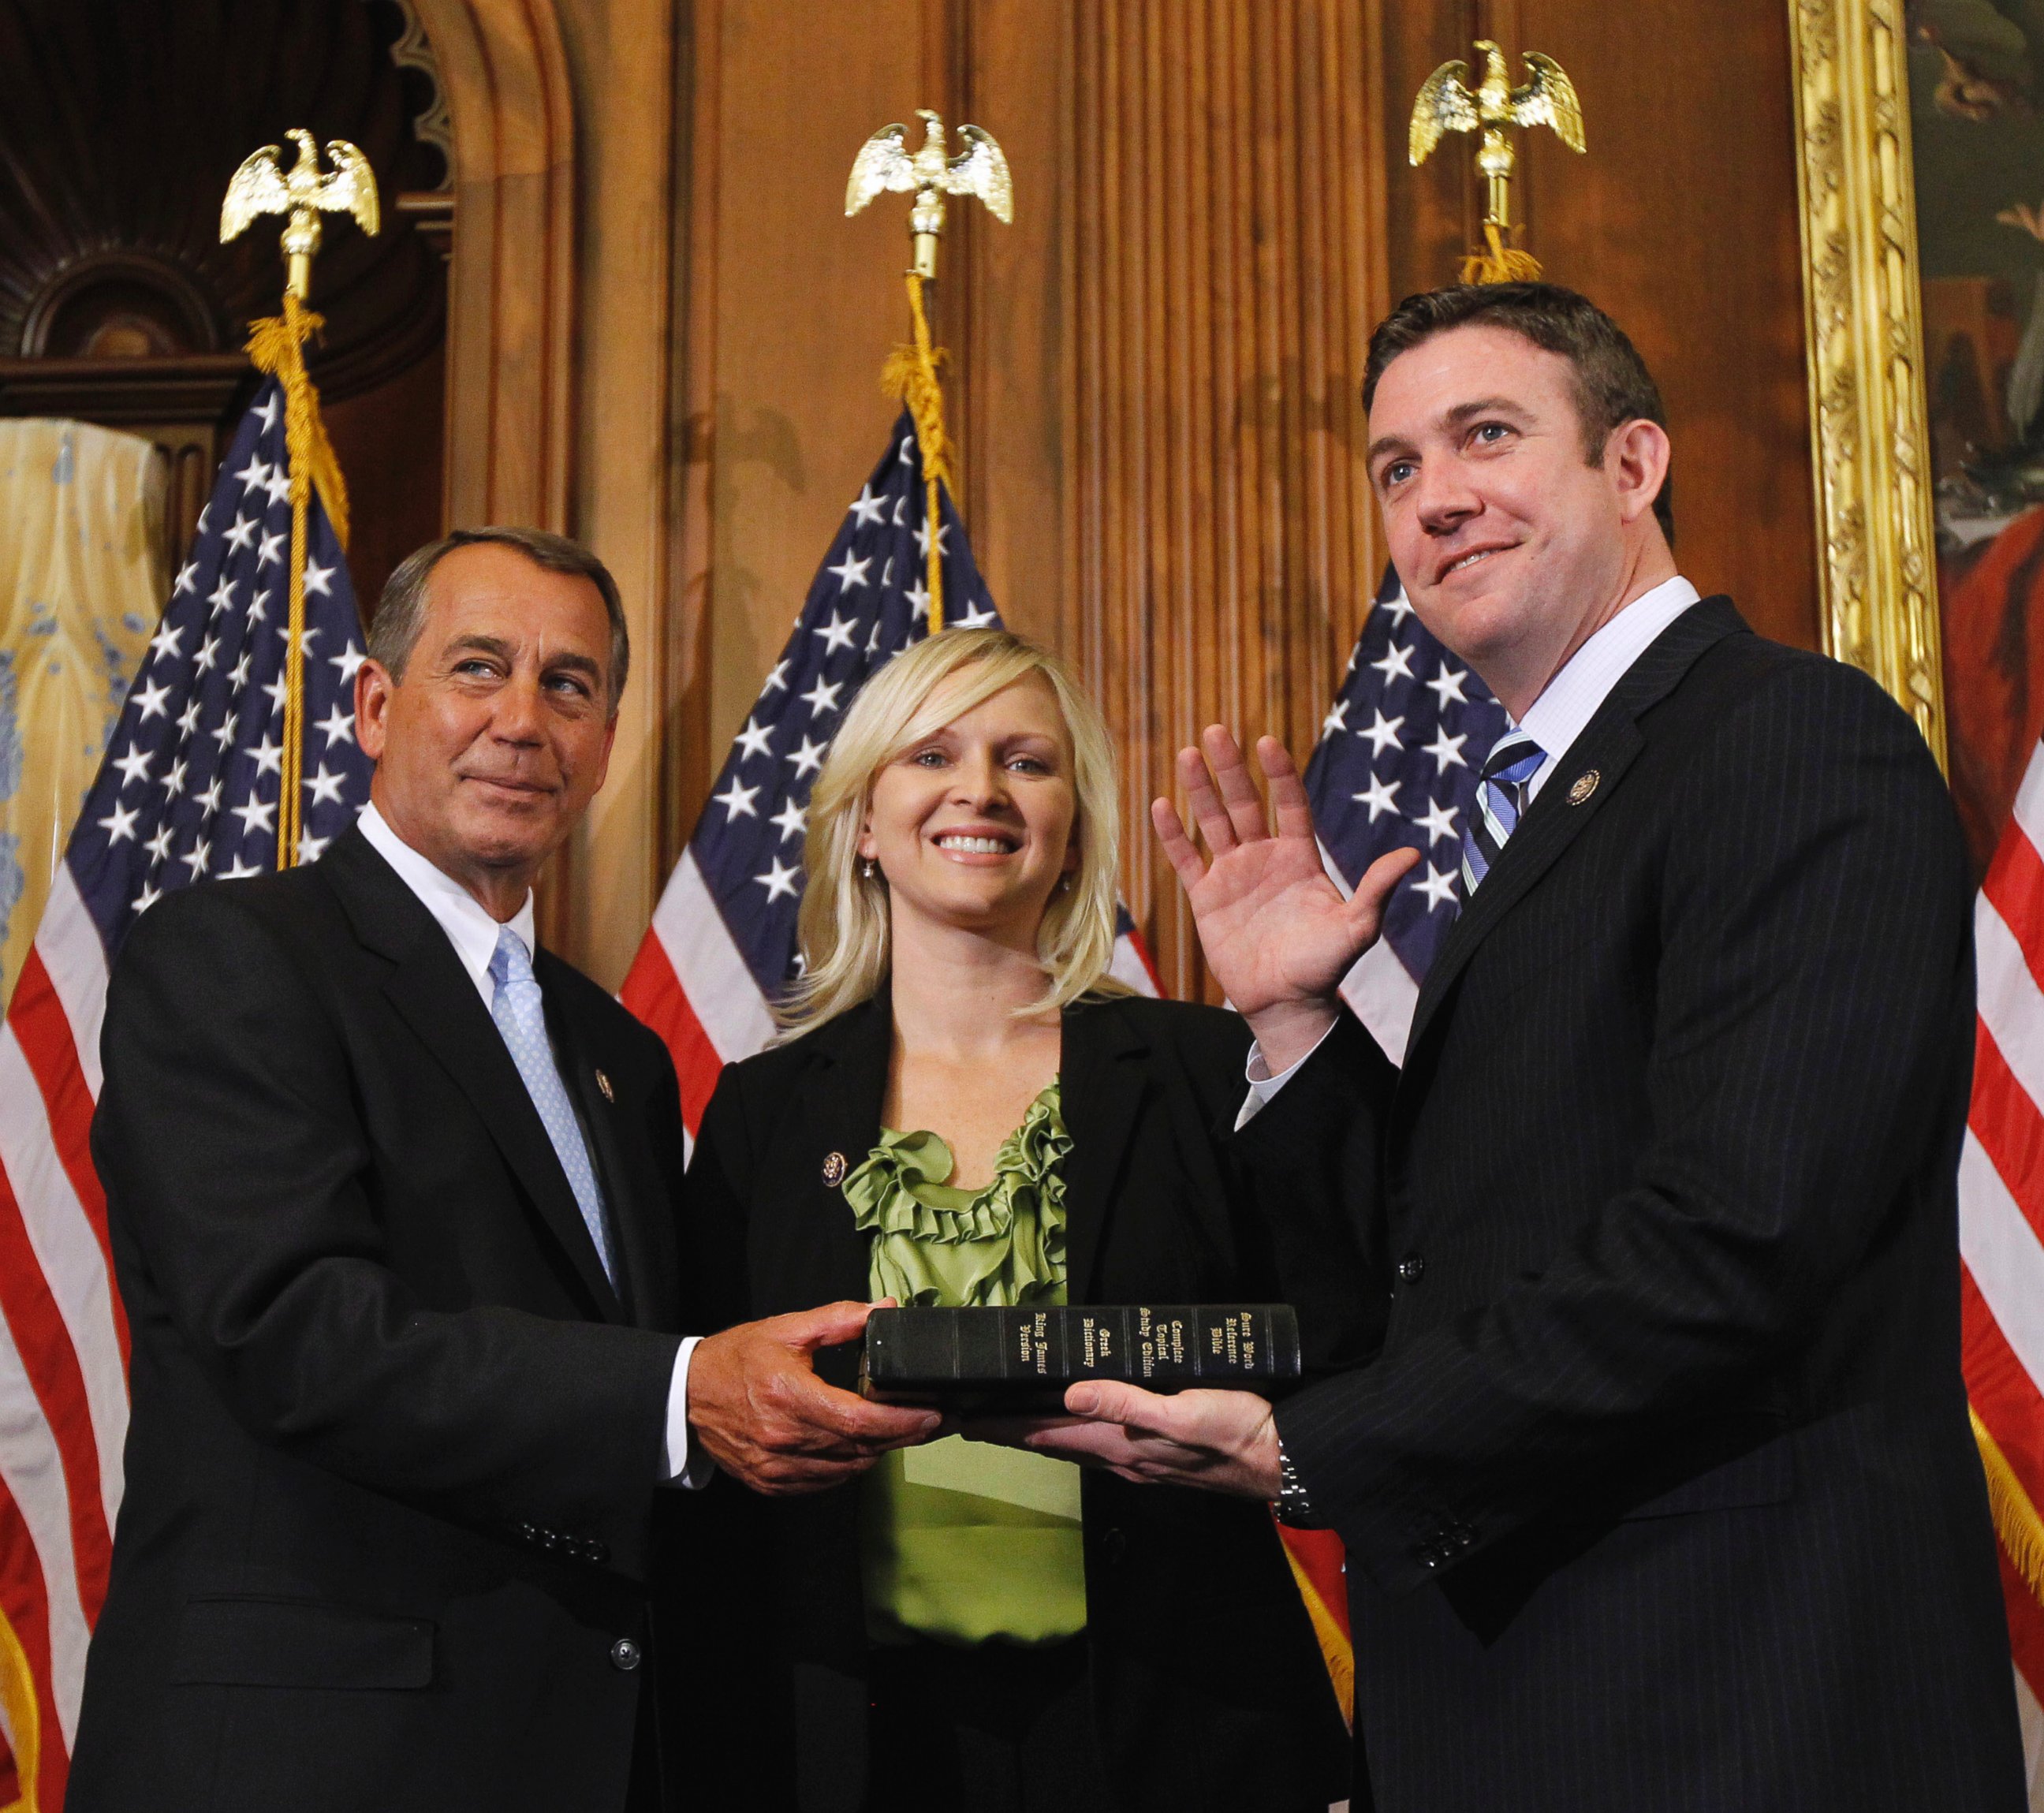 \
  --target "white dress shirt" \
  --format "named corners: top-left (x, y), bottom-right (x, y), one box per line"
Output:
top-left (358, 804), bottom-right (704, 1484)
top-left (1237, 575), bottom-right (1703, 1124)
